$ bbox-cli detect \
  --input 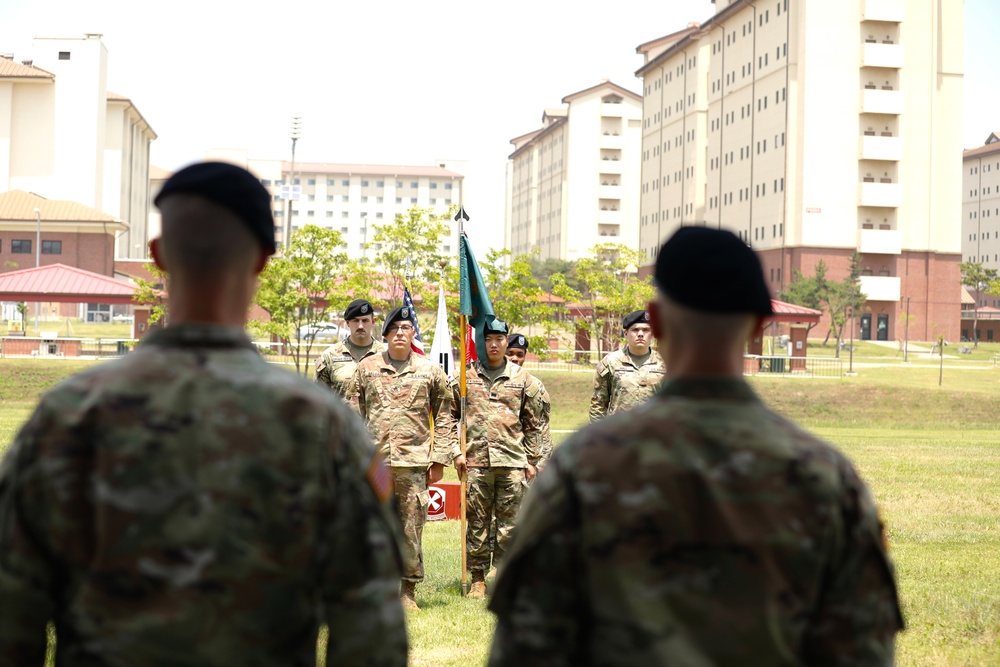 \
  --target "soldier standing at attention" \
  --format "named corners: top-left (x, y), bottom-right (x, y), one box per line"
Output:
top-left (506, 332), bottom-right (553, 469)
top-left (588, 309), bottom-right (665, 421)
top-left (488, 226), bottom-right (903, 667)
top-left (316, 298), bottom-right (385, 402)
top-left (352, 307), bottom-right (466, 610)
top-left (453, 321), bottom-right (549, 598)
top-left (0, 162), bottom-right (408, 666)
